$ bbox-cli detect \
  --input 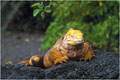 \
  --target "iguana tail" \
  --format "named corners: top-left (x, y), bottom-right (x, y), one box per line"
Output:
top-left (18, 60), bottom-right (29, 66)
